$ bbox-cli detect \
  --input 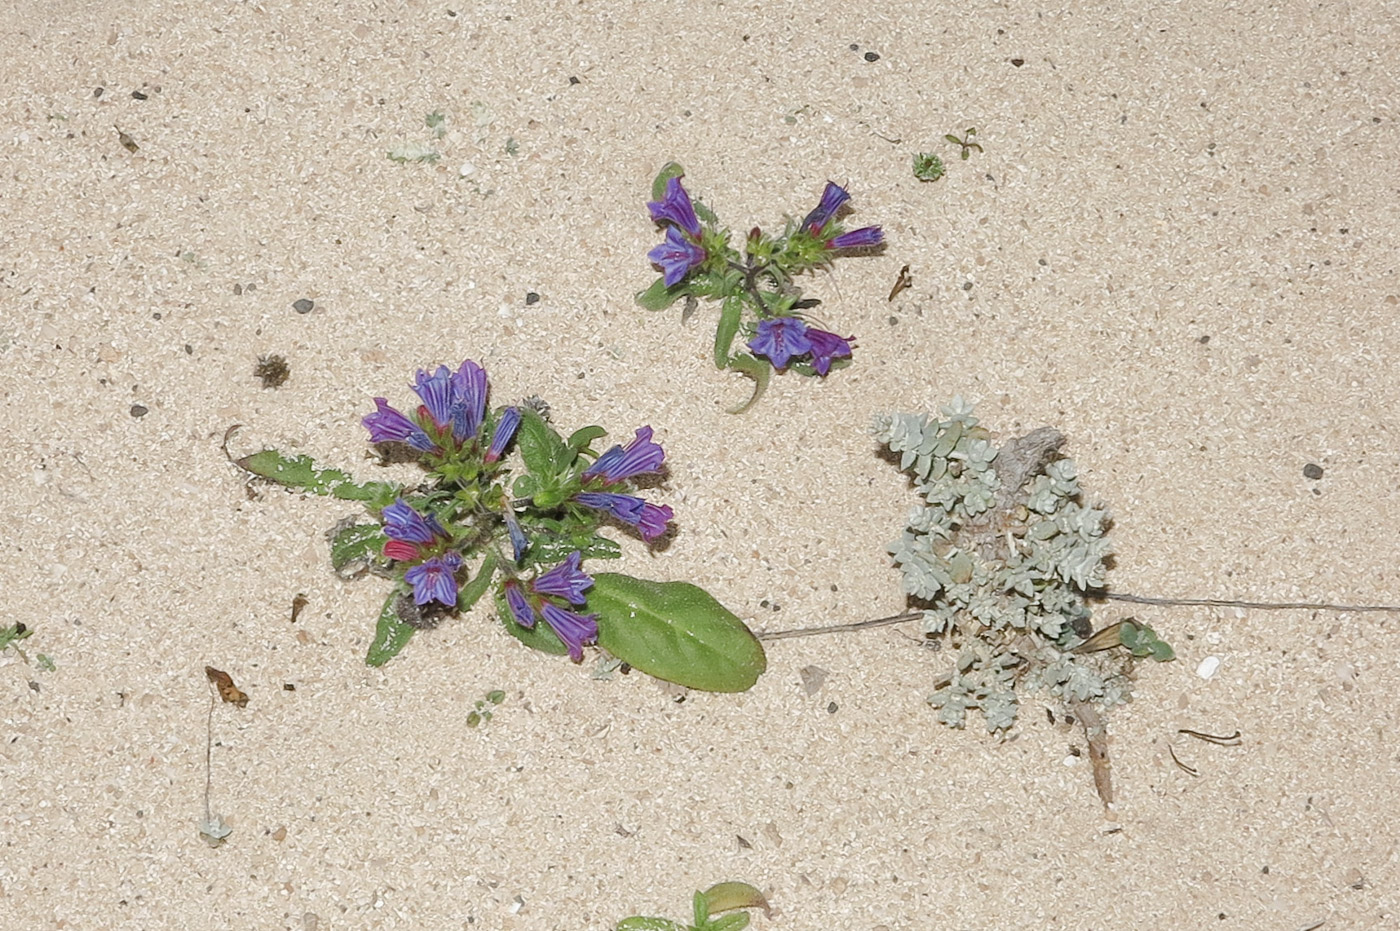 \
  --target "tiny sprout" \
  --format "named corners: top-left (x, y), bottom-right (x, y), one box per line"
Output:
top-left (945, 128), bottom-right (983, 160)
top-left (912, 152), bottom-right (945, 182)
